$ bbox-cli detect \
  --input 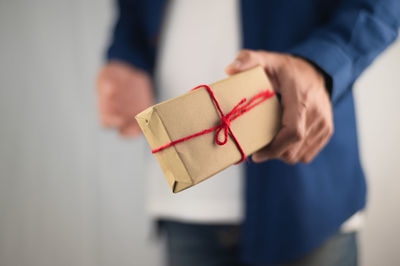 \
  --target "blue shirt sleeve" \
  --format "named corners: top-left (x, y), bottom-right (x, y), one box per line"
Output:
top-left (106, 0), bottom-right (153, 74)
top-left (290, 0), bottom-right (400, 104)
